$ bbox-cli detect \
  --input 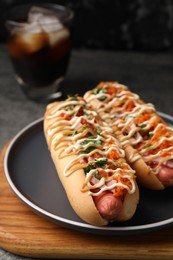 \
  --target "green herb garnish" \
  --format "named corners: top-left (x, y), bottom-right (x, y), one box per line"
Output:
top-left (95, 157), bottom-right (107, 169)
top-left (98, 96), bottom-right (106, 101)
top-left (139, 124), bottom-right (147, 128)
top-left (67, 94), bottom-right (78, 101)
top-left (94, 171), bottom-right (103, 180)
top-left (84, 163), bottom-right (95, 173)
top-left (83, 139), bottom-right (102, 146)
top-left (144, 144), bottom-right (152, 150)
top-left (148, 132), bottom-right (153, 138)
